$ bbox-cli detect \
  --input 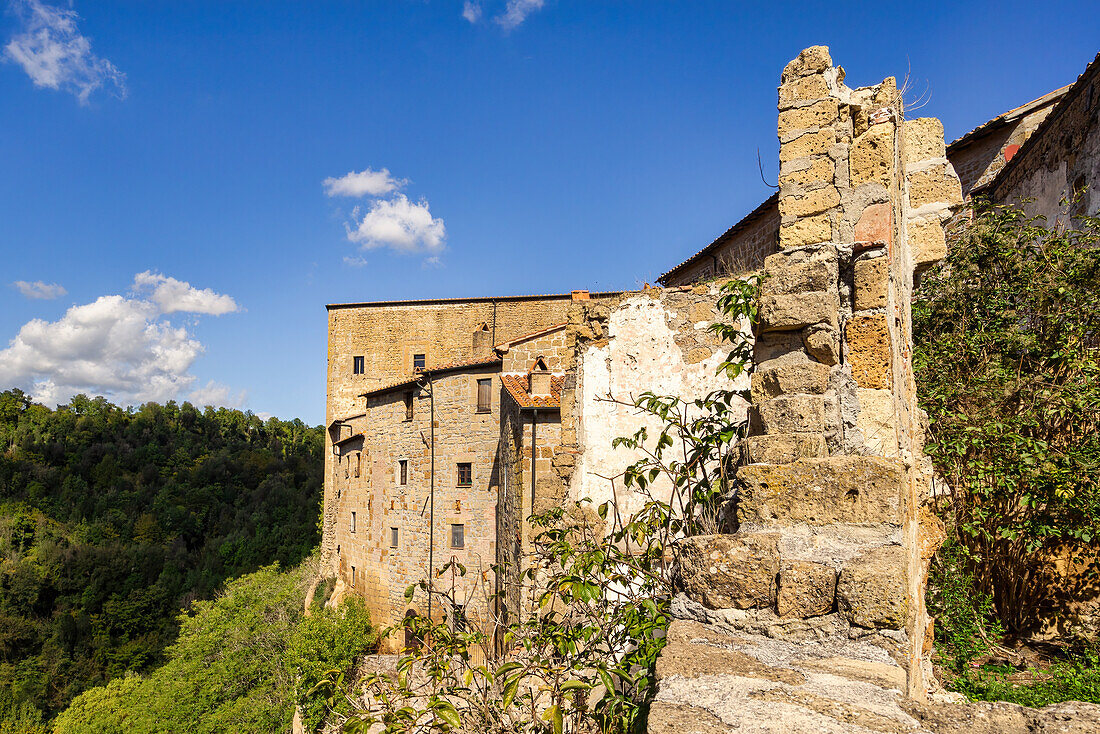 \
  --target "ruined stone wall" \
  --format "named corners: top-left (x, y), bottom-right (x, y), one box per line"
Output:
top-left (558, 285), bottom-right (752, 531)
top-left (654, 48), bottom-right (963, 724)
top-left (328, 367), bottom-right (503, 652)
top-left (988, 54), bottom-right (1100, 222)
